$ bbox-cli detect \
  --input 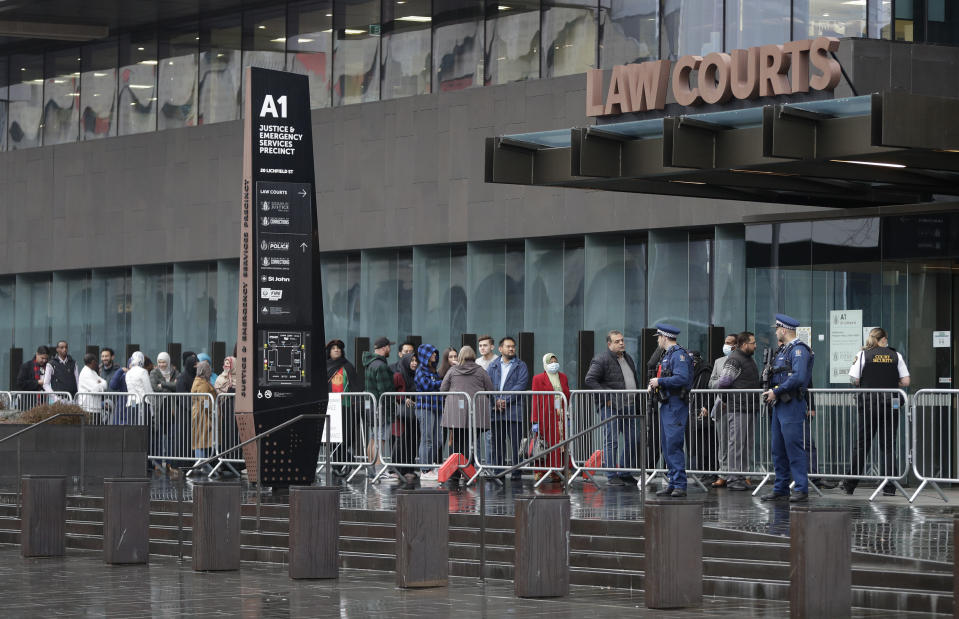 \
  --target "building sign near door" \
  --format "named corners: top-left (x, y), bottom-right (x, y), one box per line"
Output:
top-left (586, 37), bottom-right (841, 117)
top-left (933, 331), bottom-right (951, 348)
top-left (829, 309), bottom-right (862, 384)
